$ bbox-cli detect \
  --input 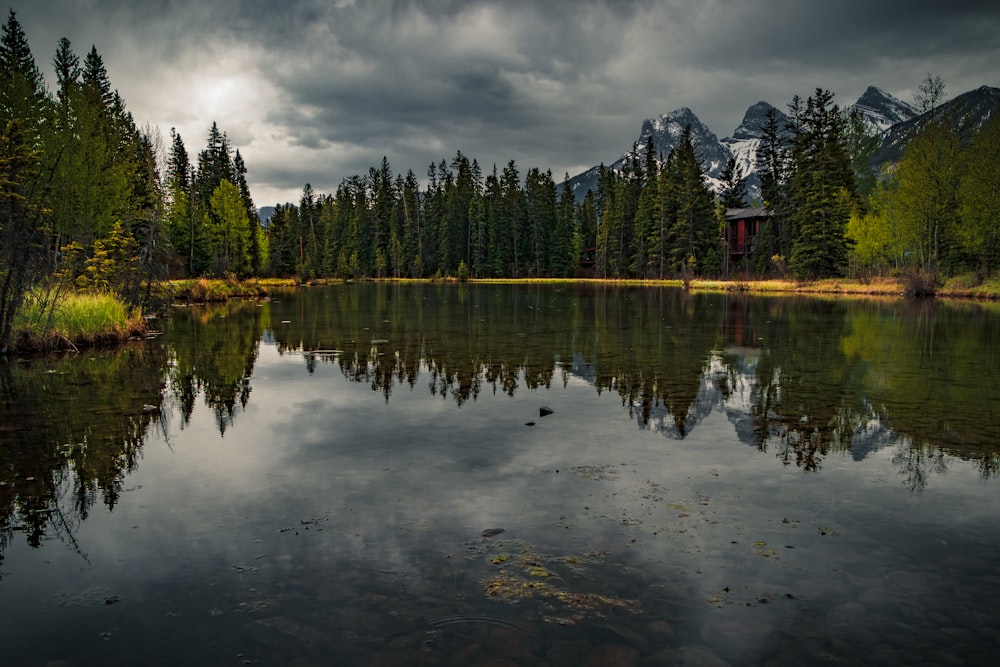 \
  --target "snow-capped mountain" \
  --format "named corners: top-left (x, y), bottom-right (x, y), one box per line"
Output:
top-left (874, 85), bottom-right (1000, 164)
top-left (850, 86), bottom-right (916, 134)
top-left (636, 107), bottom-right (730, 180)
top-left (567, 85), bottom-right (997, 204)
top-left (566, 107), bottom-right (728, 200)
top-left (719, 101), bottom-right (789, 197)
